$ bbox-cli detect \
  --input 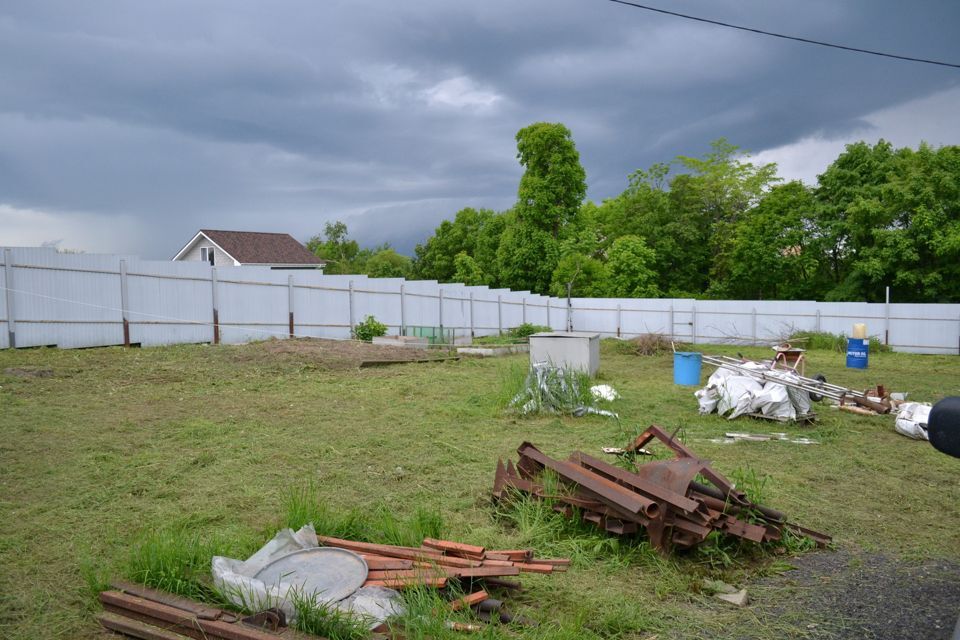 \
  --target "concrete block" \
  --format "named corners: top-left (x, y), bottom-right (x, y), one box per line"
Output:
top-left (528, 332), bottom-right (600, 376)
